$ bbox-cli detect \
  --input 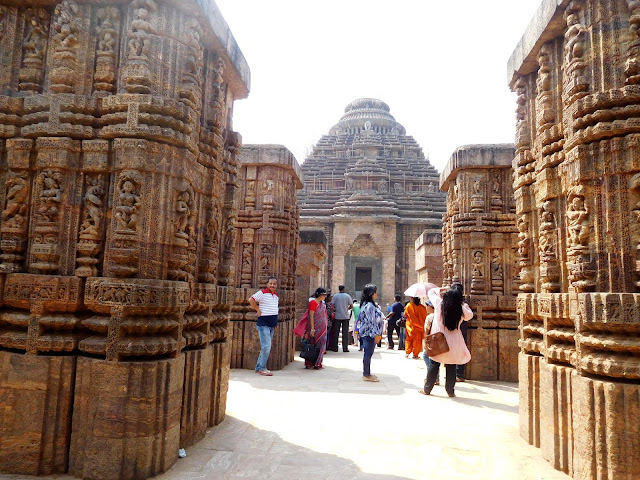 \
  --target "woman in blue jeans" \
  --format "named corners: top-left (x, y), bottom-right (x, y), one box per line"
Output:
top-left (358, 284), bottom-right (384, 382)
